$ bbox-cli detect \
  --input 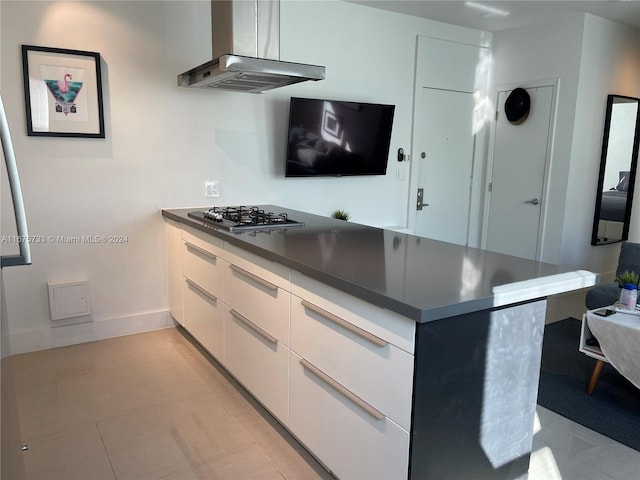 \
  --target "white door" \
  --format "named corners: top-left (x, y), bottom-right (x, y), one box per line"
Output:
top-left (484, 86), bottom-right (554, 259)
top-left (414, 88), bottom-right (476, 246)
